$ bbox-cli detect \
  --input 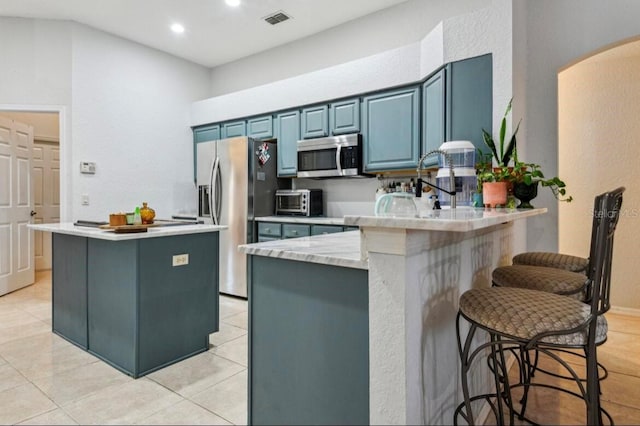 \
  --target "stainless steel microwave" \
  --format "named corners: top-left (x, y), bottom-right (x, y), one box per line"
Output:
top-left (275, 189), bottom-right (323, 216)
top-left (297, 133), bottom-right (367, 178)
